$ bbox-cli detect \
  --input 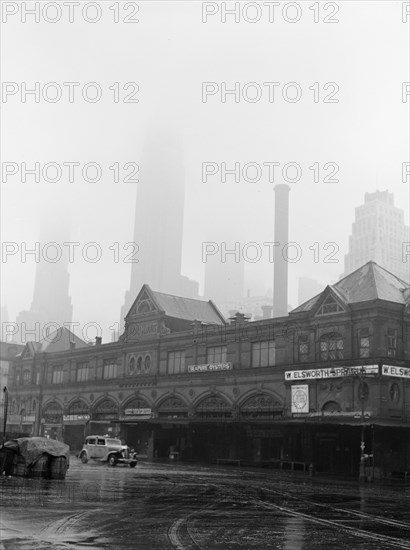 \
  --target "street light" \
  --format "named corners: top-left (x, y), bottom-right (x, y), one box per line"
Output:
top-left (358, 369), bottom-right (367, 483)
top-left (2, 386), bottom-right (9, 444)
